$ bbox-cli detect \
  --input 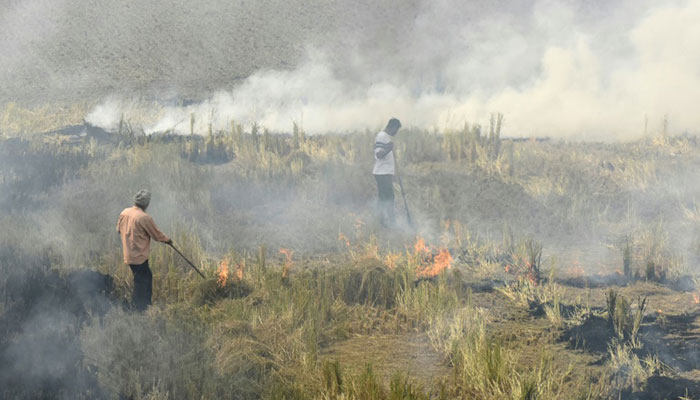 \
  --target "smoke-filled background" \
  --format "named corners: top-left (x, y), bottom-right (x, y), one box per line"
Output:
top-left (5, 1), bottom-right (700, 399)
top-left (2, 0), bottom-right (699, 138)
